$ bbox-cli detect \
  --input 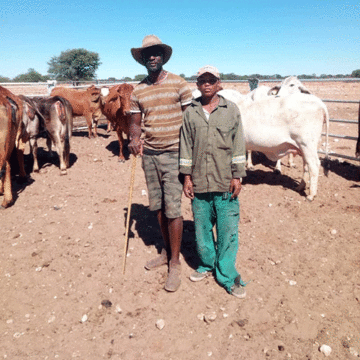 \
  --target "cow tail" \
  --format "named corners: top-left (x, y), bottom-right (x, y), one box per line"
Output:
top-left (323, 103), bottom-right (330, 176)
top-left (64, 99), bottom-right (73, 164)
top-left (56, 97), bottom-right (72, 165)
